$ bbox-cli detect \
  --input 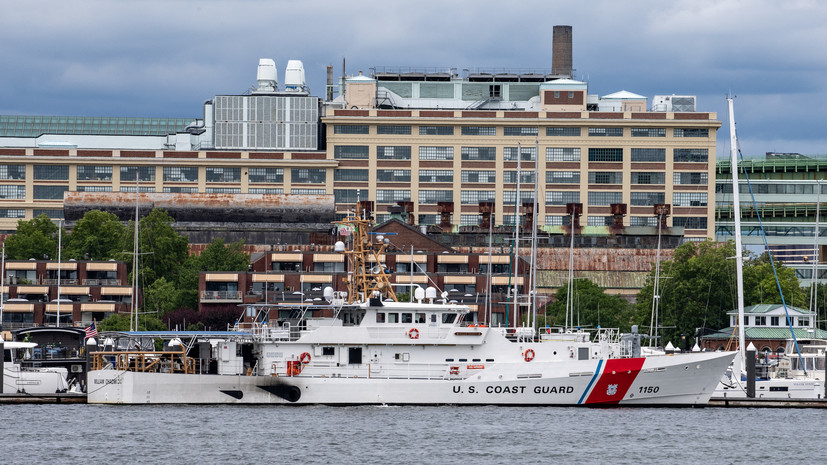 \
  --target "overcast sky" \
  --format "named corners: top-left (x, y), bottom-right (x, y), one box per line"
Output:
top-left (1, 0), bottom-right (824, 158)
